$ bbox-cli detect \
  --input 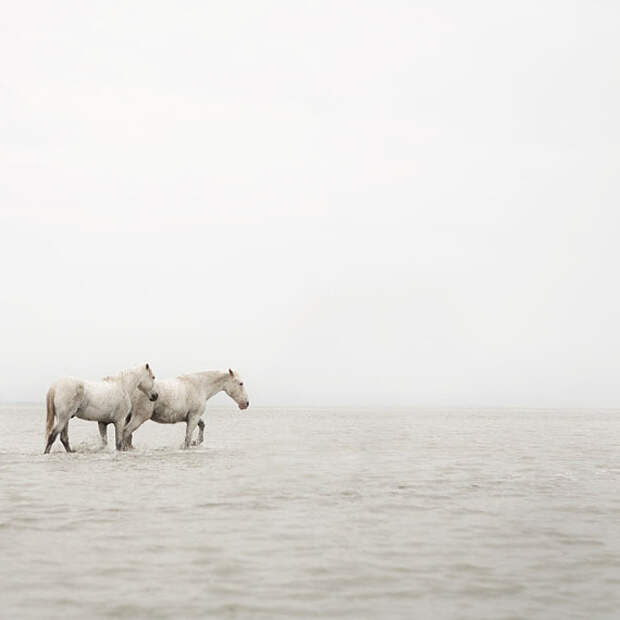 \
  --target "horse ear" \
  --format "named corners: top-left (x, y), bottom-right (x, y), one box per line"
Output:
top-left (228, 368), bottom-right (234, 376)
